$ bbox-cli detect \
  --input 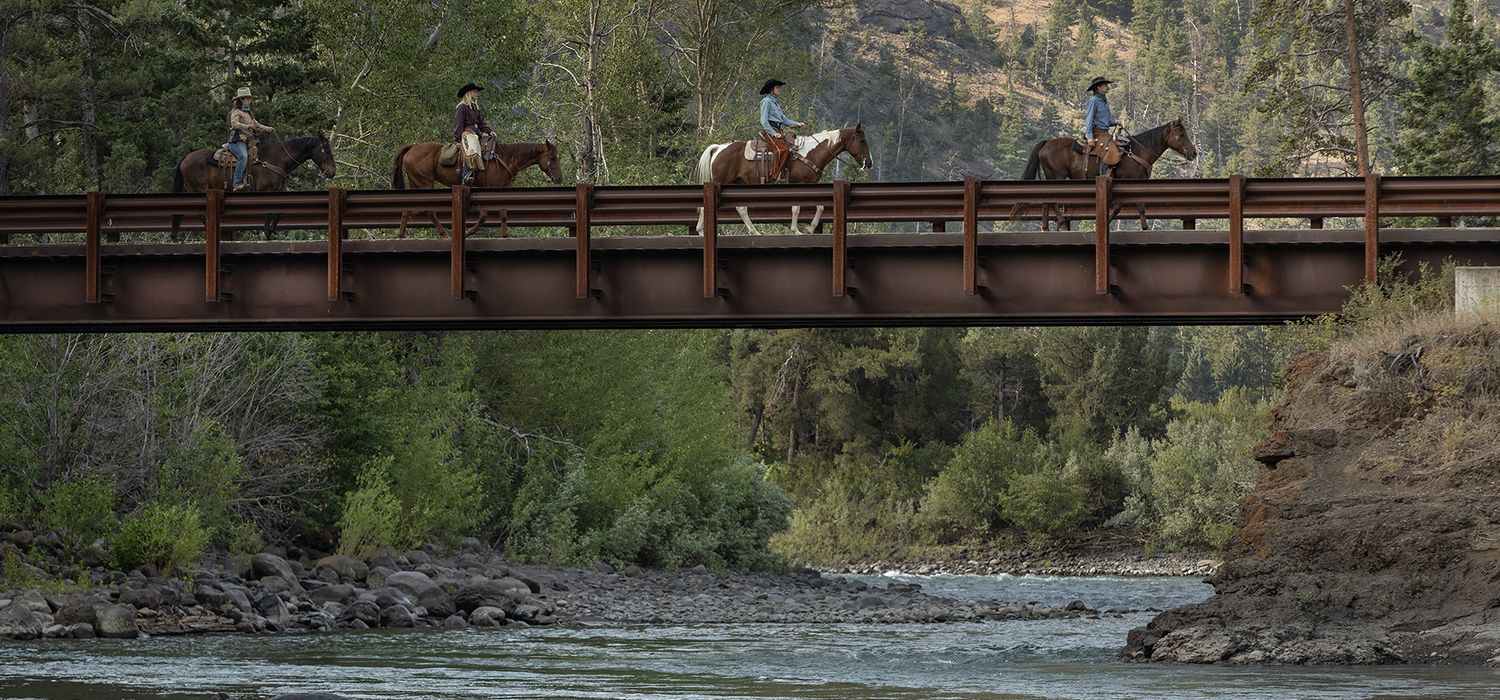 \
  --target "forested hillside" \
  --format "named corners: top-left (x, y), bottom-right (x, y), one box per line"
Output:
top-left (0, 0), bottom-right (1495, 575)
